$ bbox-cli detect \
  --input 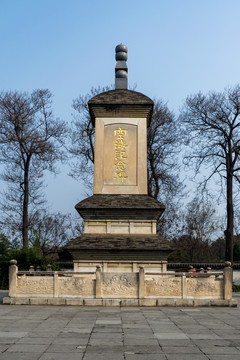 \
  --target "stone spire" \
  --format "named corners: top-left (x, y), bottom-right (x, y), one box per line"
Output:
top-left (115, 44), bottom-right (128, 89)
